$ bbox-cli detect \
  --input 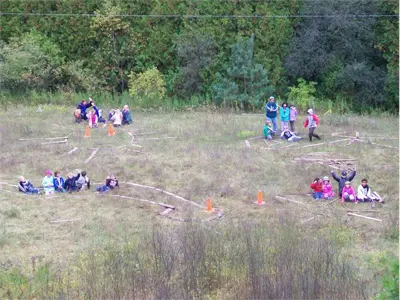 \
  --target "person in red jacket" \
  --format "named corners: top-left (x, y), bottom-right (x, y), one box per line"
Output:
top-left (310, 177), bottom-right (323, 200)
top-left (304, 109), bottom-right (321, 142)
